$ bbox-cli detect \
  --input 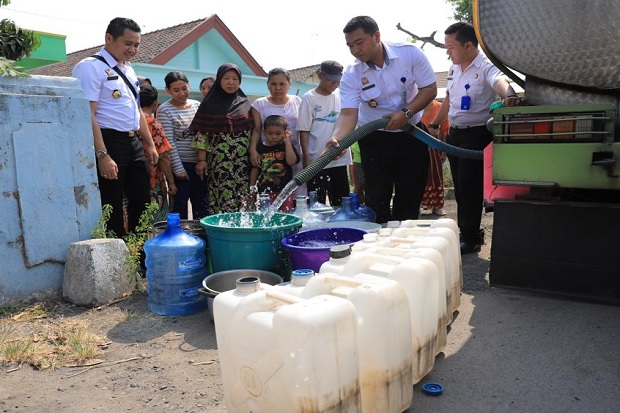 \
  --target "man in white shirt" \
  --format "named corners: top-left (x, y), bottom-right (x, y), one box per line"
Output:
top-left (429, 22), bottom-right (518, 254)
top-left (330, 16), bottom-right (437, 224)
top-left (73, 17), bottom-right (158, 237)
